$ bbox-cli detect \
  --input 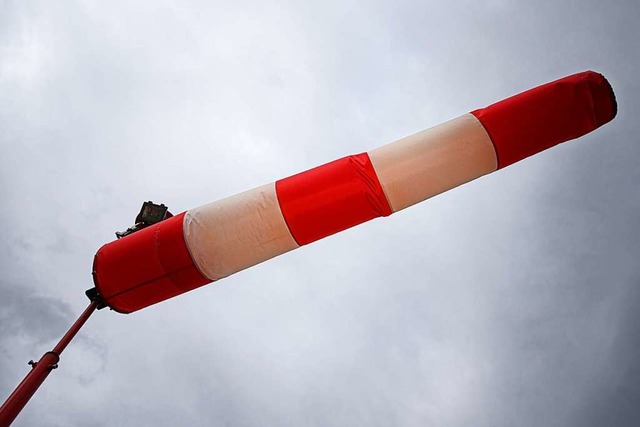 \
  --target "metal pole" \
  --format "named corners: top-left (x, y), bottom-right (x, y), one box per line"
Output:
top-left (0, 300), bottom-right (98, 427)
